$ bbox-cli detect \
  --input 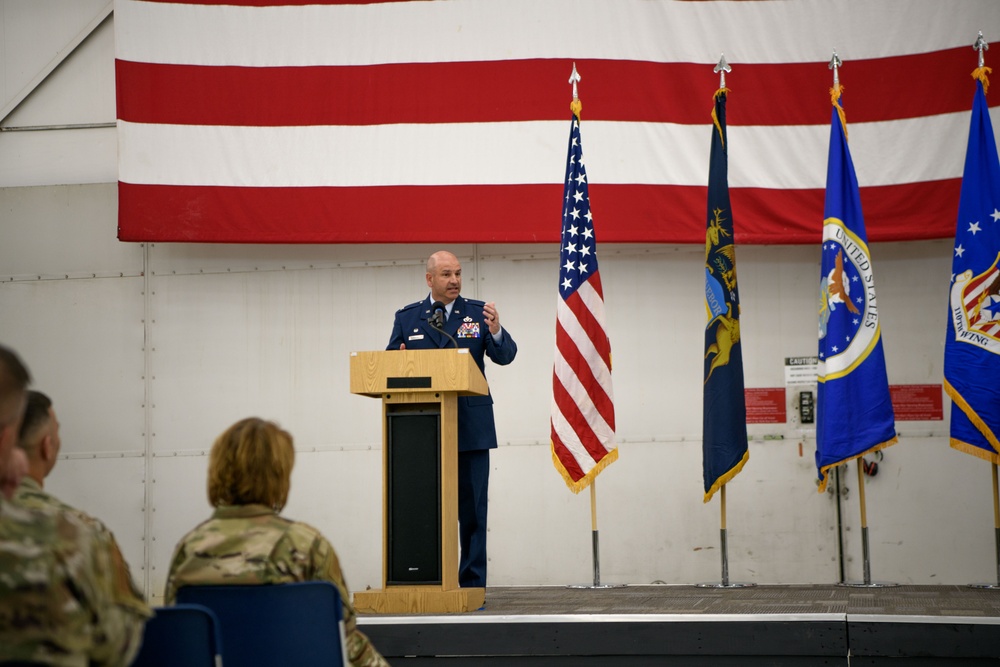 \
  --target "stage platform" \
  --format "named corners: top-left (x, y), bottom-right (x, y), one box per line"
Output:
top-left (358, 584), bottom-right (1000, 665)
